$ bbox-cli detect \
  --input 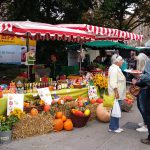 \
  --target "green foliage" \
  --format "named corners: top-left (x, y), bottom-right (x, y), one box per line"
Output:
top-left (0, 115), bottom-right (19, 132)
